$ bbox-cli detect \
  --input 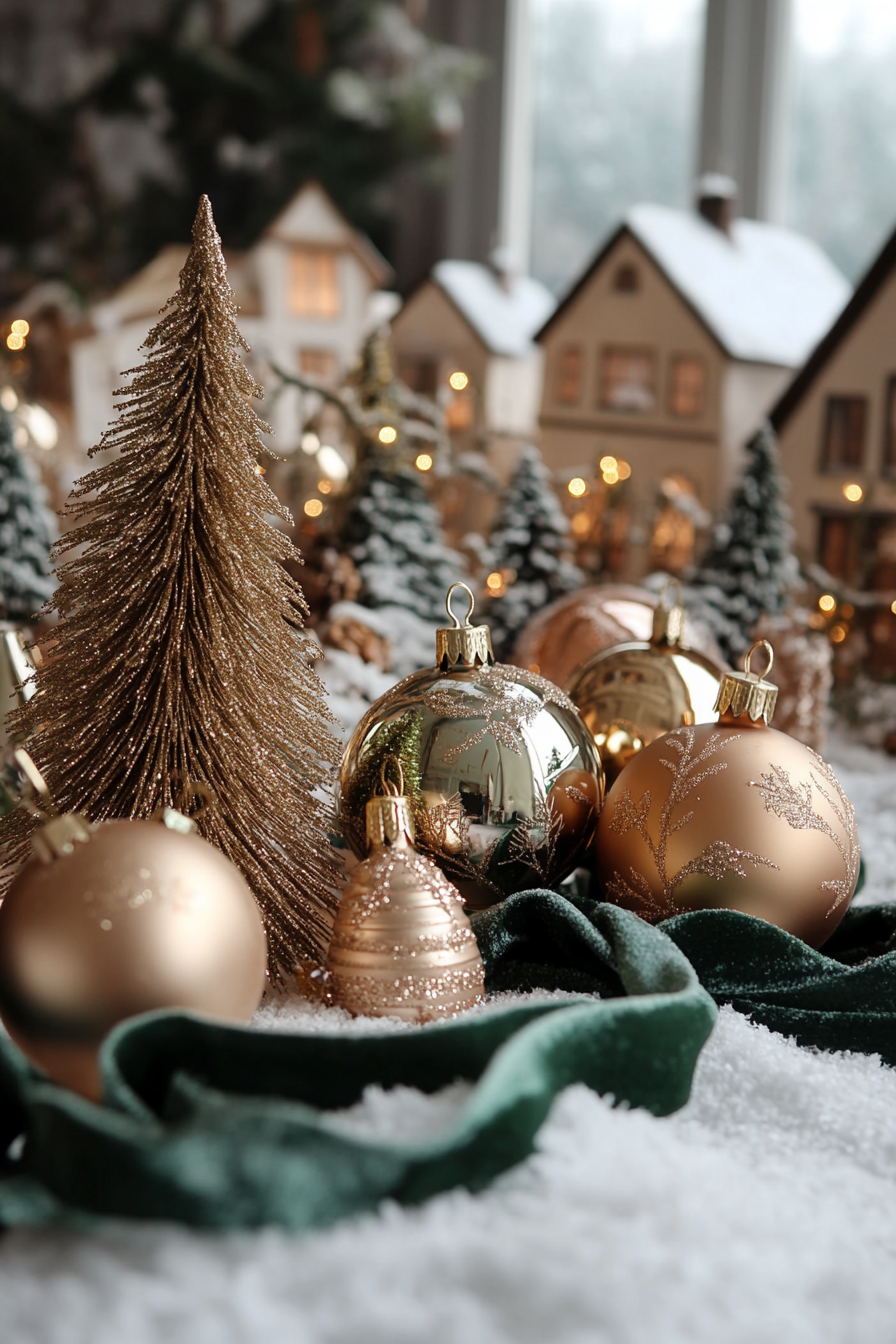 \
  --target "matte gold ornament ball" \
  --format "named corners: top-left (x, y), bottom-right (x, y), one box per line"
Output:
top-left (340, 584), bottom-right (604, 911)
top-left (326, 768), bottom-right (484, 1021)
top-left (566, 582), bottom-right (727, 786)
top-left (595, 642), bottom-right (860, 948)
top-left (0, 800), bottom-right (268, 1099)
